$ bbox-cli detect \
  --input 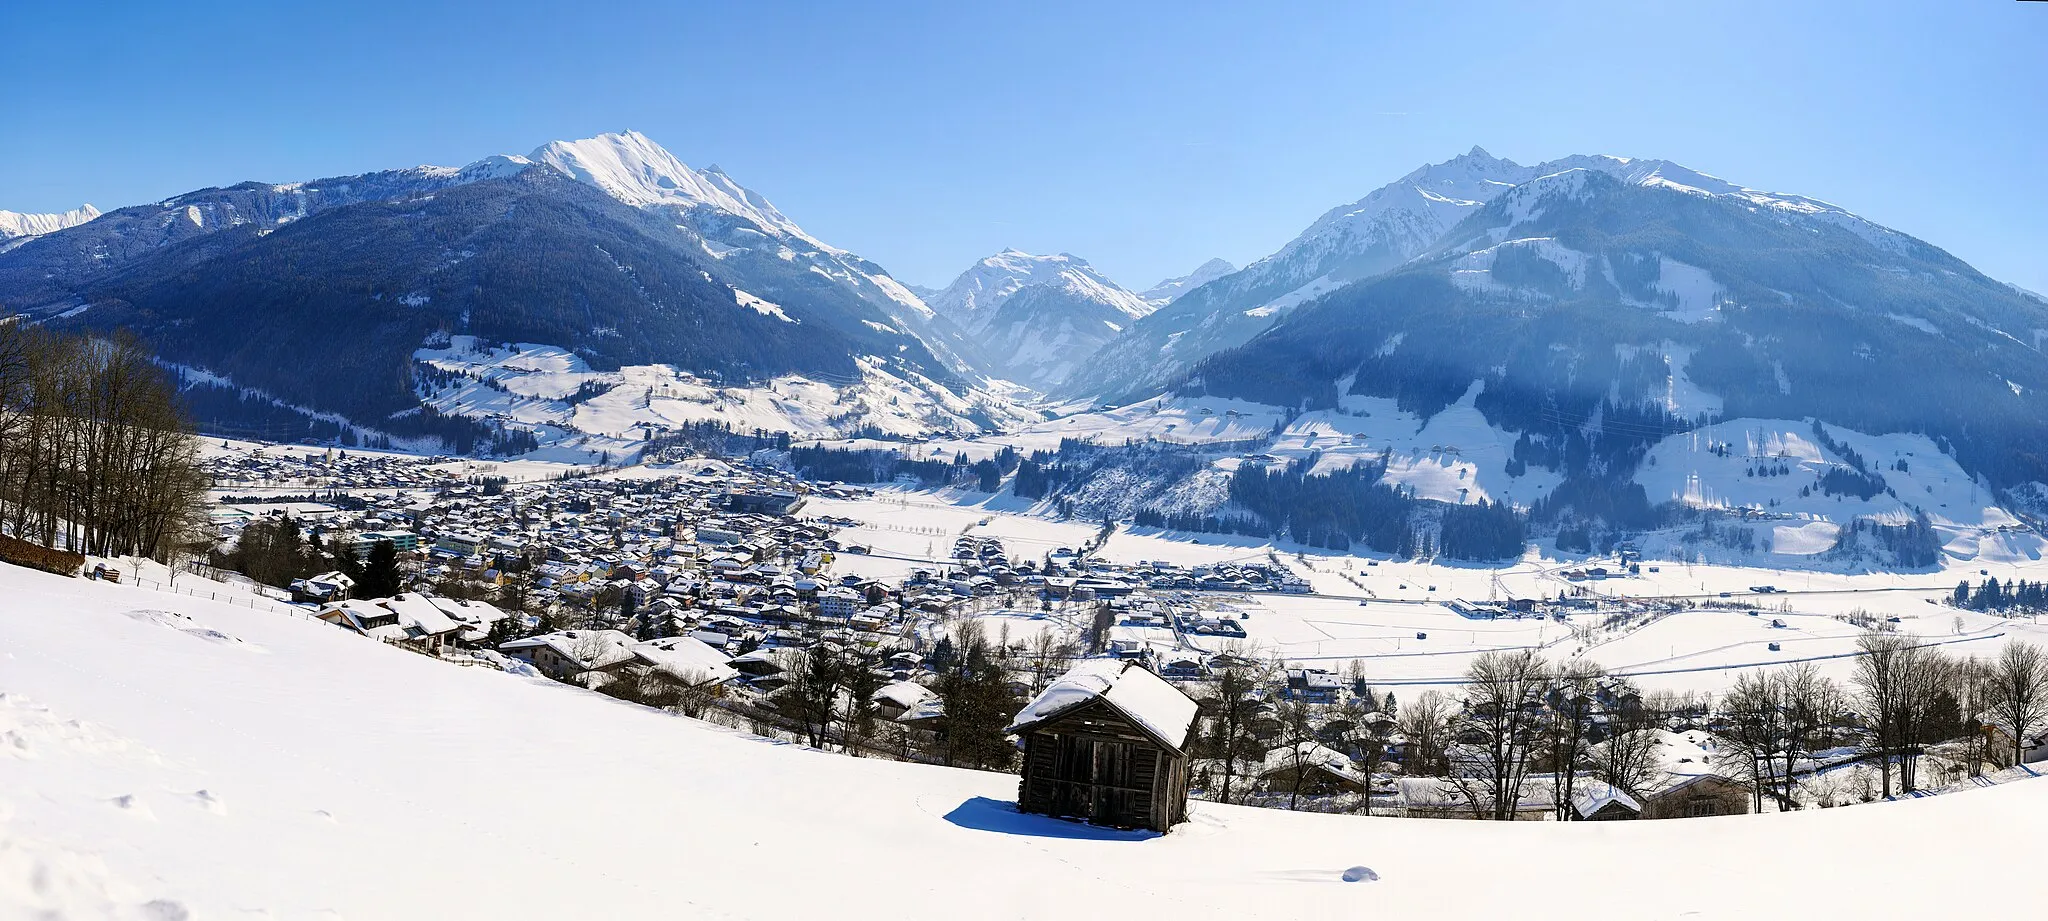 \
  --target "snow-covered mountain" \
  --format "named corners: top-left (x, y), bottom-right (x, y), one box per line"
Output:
top-left (928, 250), bottom-right (1150, 324)
top-left (0, 132), bottom-right (1036, 452)
top-left (1187, 159), bottom-right (2048, 513)
top-left (1065, 147), bottom-right (1918, 401)
top-left (527, 131), bottom-right (982, 375)
top-left (1139, 257), bottom-right (1235, 306)
top-left (0, 204), bottom-right (99, 252)
top-left (926, 250), bottom-right (1154, 388)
